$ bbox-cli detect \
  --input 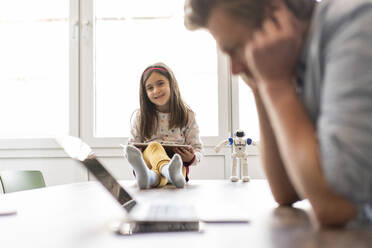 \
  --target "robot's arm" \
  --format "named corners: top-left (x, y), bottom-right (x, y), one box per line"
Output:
top-left (215, 138), bottom-right (233, 153)
top-left (246, 138), bottom-right (259, 147)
